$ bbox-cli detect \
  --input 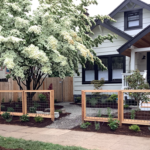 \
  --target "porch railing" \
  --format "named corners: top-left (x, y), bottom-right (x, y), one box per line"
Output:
top-left (122, 70), bottom-right (147, 90)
